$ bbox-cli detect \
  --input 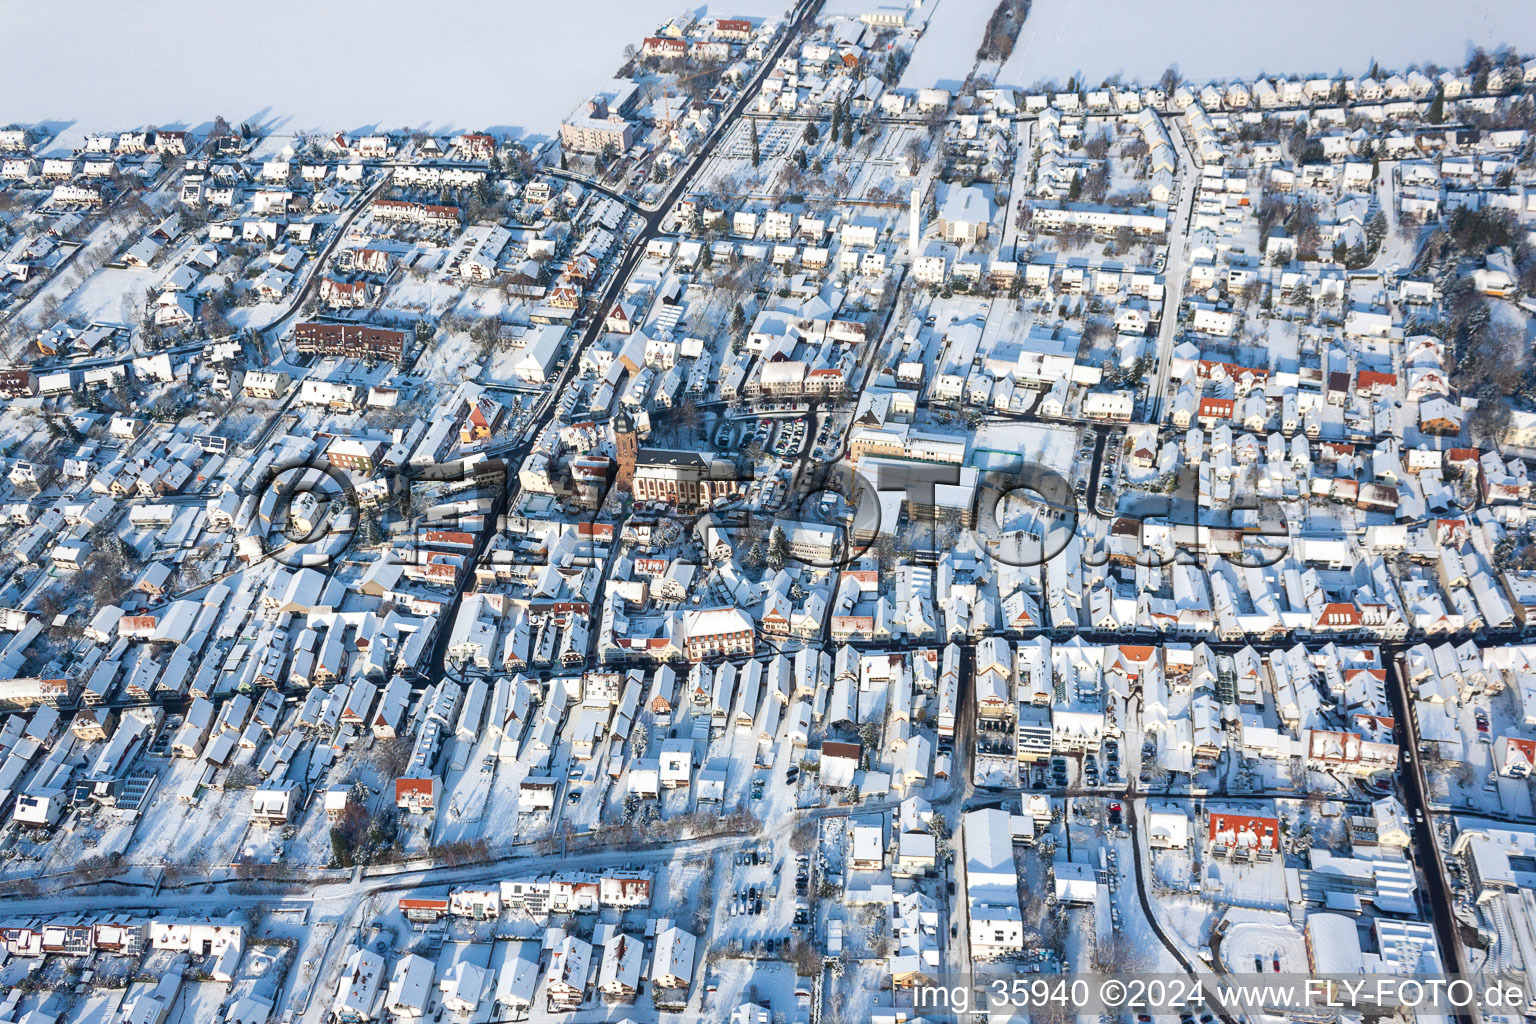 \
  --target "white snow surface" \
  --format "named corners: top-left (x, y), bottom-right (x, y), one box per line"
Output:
top-left (899, 0), bottom-right (997, 93)
top-left (1000, 0), bottom-right (1536, 89)
top-left (0, 0), bottom-right (791, 136)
